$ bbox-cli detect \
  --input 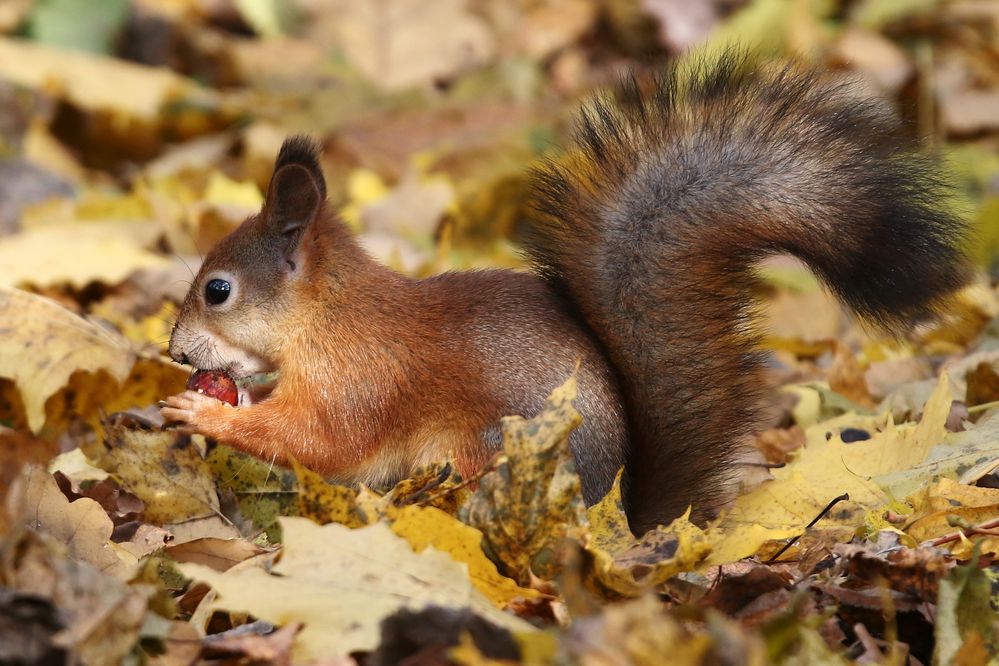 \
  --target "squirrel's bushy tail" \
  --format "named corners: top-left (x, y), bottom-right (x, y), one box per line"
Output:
top-left (524, 52), bottom-right (970, 534)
